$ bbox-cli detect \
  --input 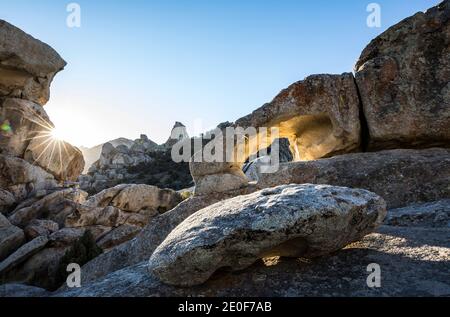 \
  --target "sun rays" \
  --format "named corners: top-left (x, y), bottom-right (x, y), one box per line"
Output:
top-left (22, 110), bottom-right (71, 177)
